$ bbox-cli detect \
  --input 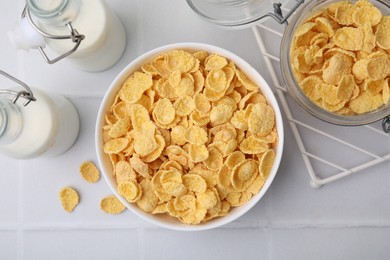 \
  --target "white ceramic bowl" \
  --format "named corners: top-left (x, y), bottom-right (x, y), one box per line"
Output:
top-left (96, 43), bottom-right (284, 231)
